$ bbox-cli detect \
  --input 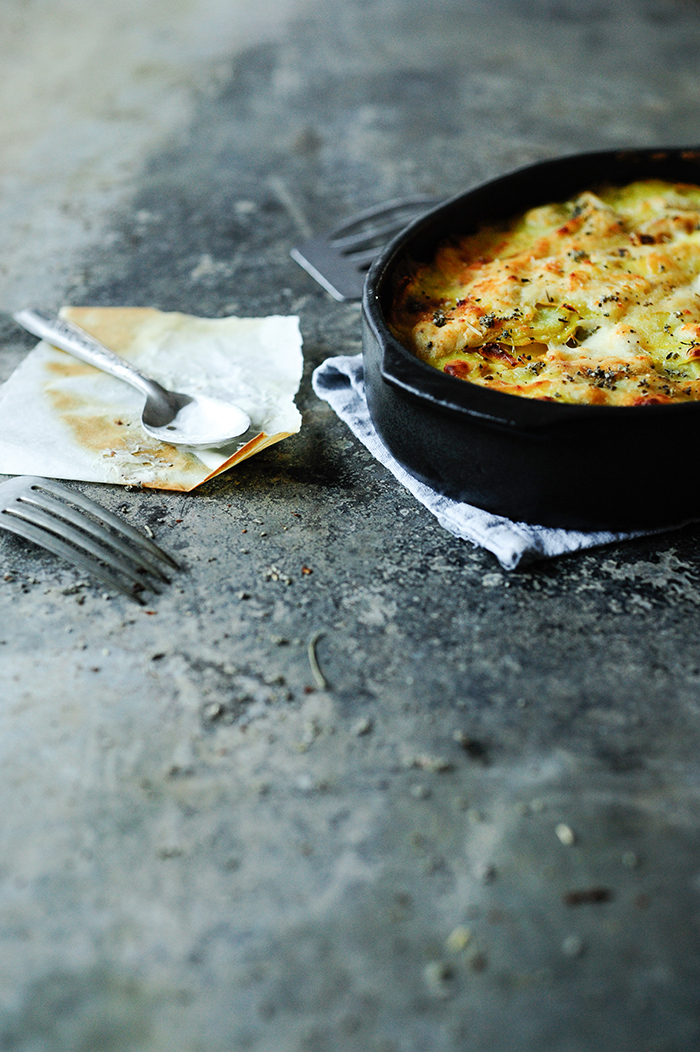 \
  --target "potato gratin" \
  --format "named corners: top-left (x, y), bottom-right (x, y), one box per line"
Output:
top-left (389, 179), bottom-right (700, 405)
